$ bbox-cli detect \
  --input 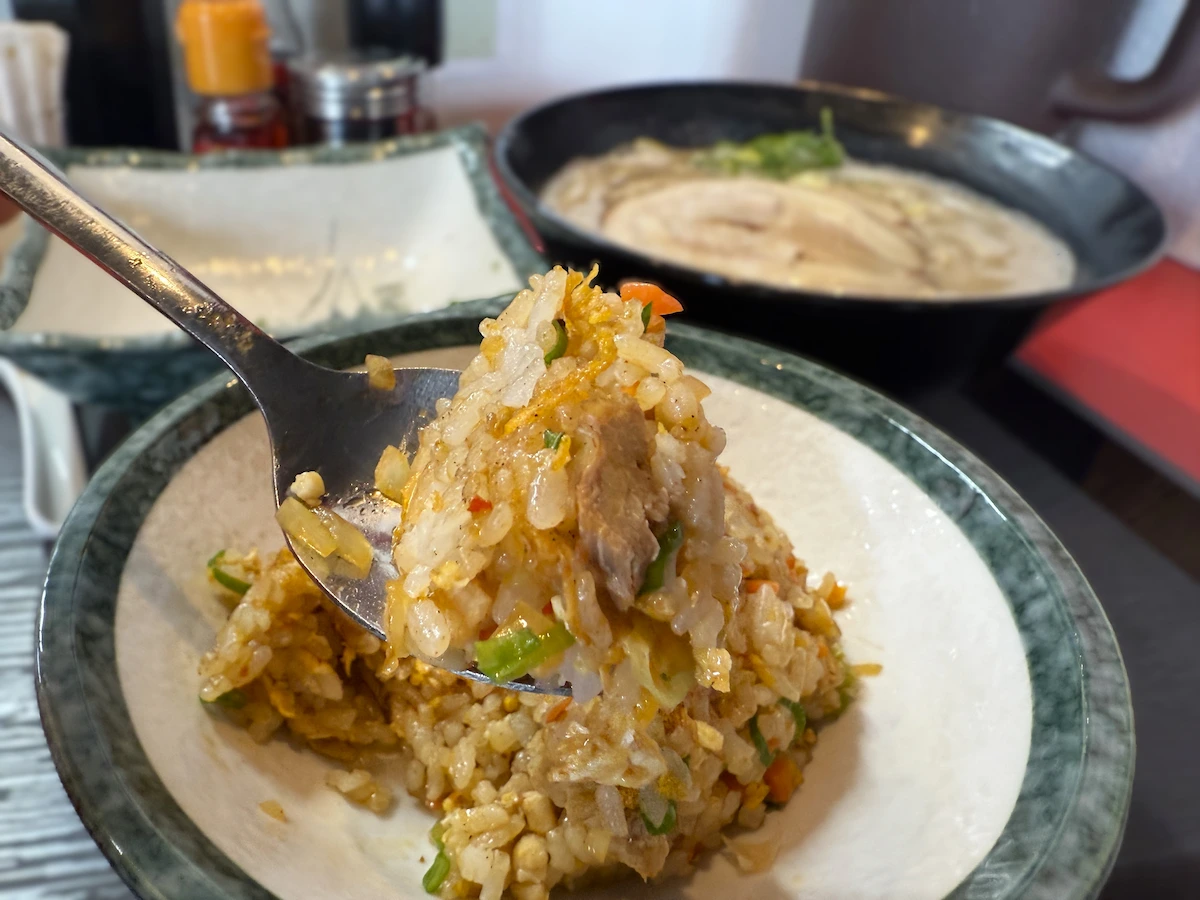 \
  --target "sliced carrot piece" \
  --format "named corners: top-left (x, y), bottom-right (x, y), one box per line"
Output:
top-left (545, 697), bottom-right (573, 723)
top-left (620, 281), bottom-right (684, 315)
top-left (468, 495), bottom-right (493, 513)
top-left (763, 754), bottom-right (802, 804)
